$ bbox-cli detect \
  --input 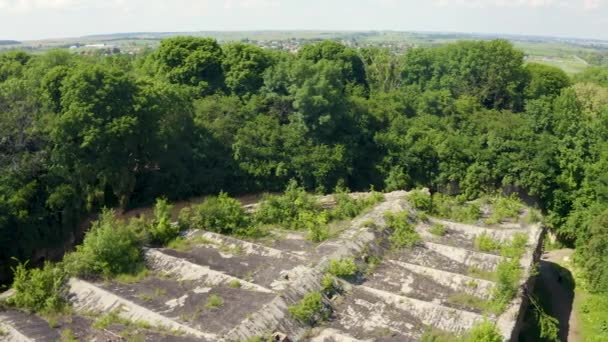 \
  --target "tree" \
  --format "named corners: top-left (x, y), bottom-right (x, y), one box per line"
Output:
top-left (223, 42), bottom-right (272, 97)
top-left (153, 37), bottom-right (225, 95)
top-left (524, 63), bottom-right (570, 99)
